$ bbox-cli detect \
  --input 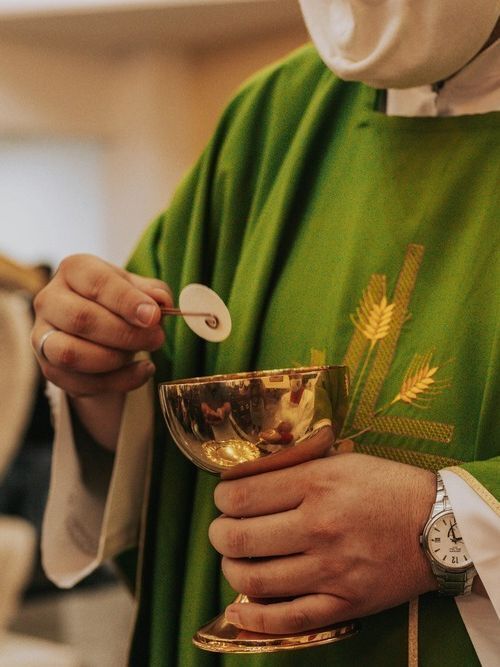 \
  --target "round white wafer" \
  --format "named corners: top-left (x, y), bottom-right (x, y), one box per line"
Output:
top-left (179, 284), bottom-right (232, 342)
